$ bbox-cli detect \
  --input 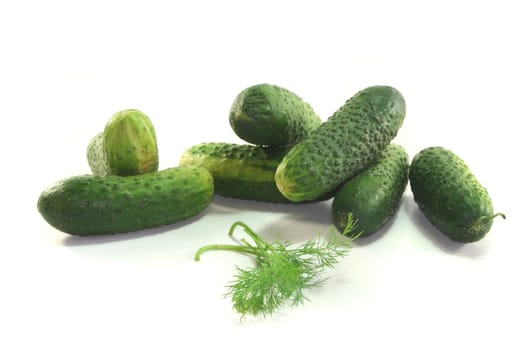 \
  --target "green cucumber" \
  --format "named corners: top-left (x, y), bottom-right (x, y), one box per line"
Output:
top-left (37, 166), bottom-right (214, 236)
top-left (87, 109), bottom-right (159, 176)
top-left (275, 85), bottom-right (406, 202)
top-left (331, 144), bottom-right (409, 237)
top-left (179, 142), bottom-right (292, 203)
top-left (179, 142), bottom-right (332, 203)
top-left (86, 132), bottom-right (108, 175)
top-left (229, 83), bottom-right (321, 146)
top-left (409, 146), bottom-right (505, 243)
